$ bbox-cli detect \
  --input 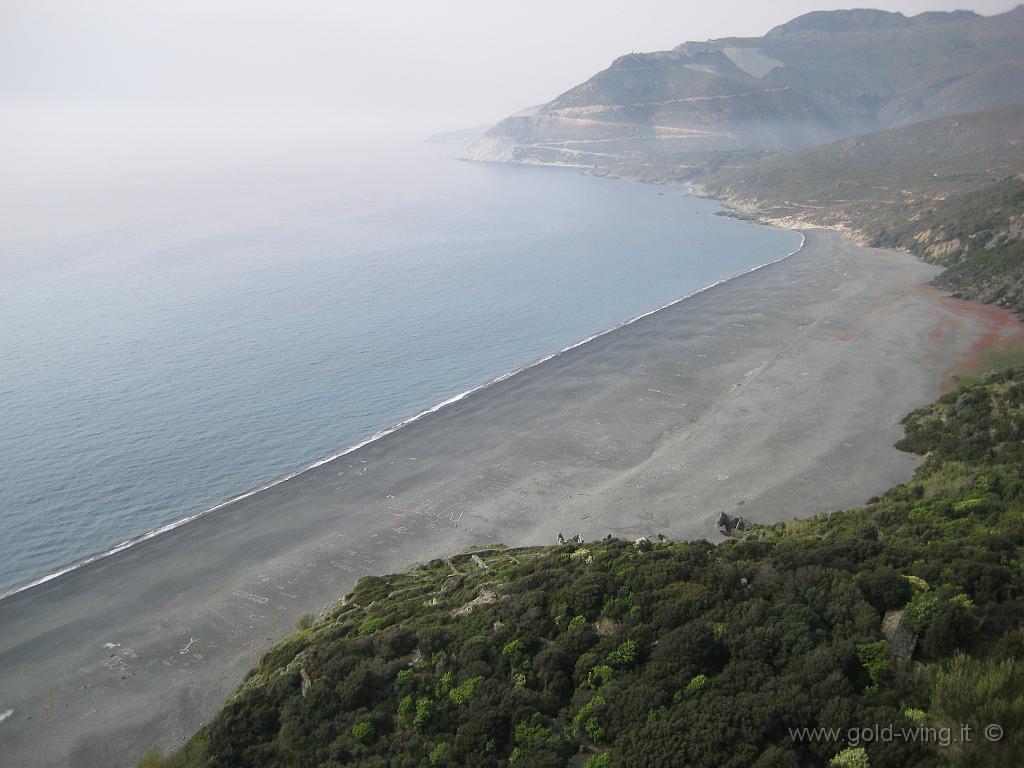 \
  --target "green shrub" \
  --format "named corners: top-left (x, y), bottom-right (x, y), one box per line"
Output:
top-left (574, 695), bottom-right (608, 742)
top-left (397, 694), bottom-right (414, 723)
top-left (902, 707), bottom-right (926, 726)
top-left (684, 673), bottom-right (708, 696)
top-left (359, 617), bottom-right (387, 635)
top-left (931, 653), bottom-right (1024, 767)
top-left (428, 741), bottom-right (450, 766)
top-left (829, 746), bottom-right (869, 768)
top-left (903, 590), bottom-right (938, 634)
top-left (351, 721), bottom-right (374, 744)
top-left (588, 664), bottom-right (613, 689)
top-left (510, 714), bottom-right (567, 764)
top-left (435, 670), bottom-right (452, 697)
top-left (448, 675), bottom-right (482, 706)
top-left (413, 697), bottom-right (433, 731)
top-left (567, 615), bottom-right (588, 631)
top-left (607, 639), bottom-right (638, 668)
top-left (856, 641), bottom-right (890, 686)
top-left (502, 638), bottom-right (523, 657)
